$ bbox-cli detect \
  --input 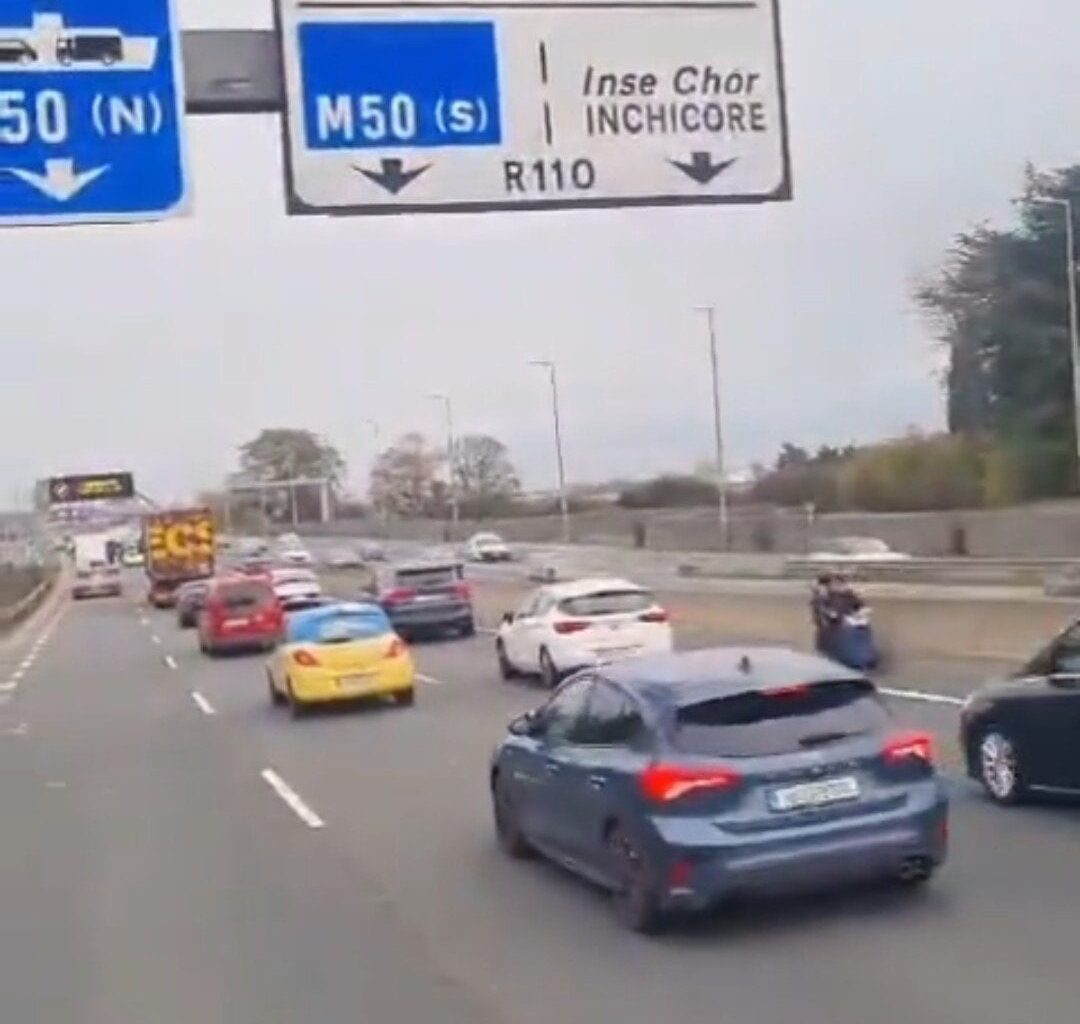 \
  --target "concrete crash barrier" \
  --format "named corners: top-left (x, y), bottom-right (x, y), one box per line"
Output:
top-left (0, 568), bottom-right (59, 633)
top-left (659, 587), bottom-right (1076, 666)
